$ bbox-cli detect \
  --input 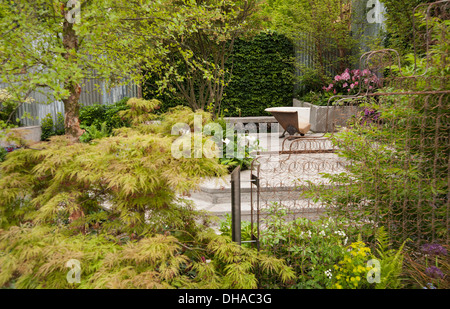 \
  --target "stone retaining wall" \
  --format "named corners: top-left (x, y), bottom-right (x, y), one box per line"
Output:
top-left (0, 126), bottom-right (42, 147)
